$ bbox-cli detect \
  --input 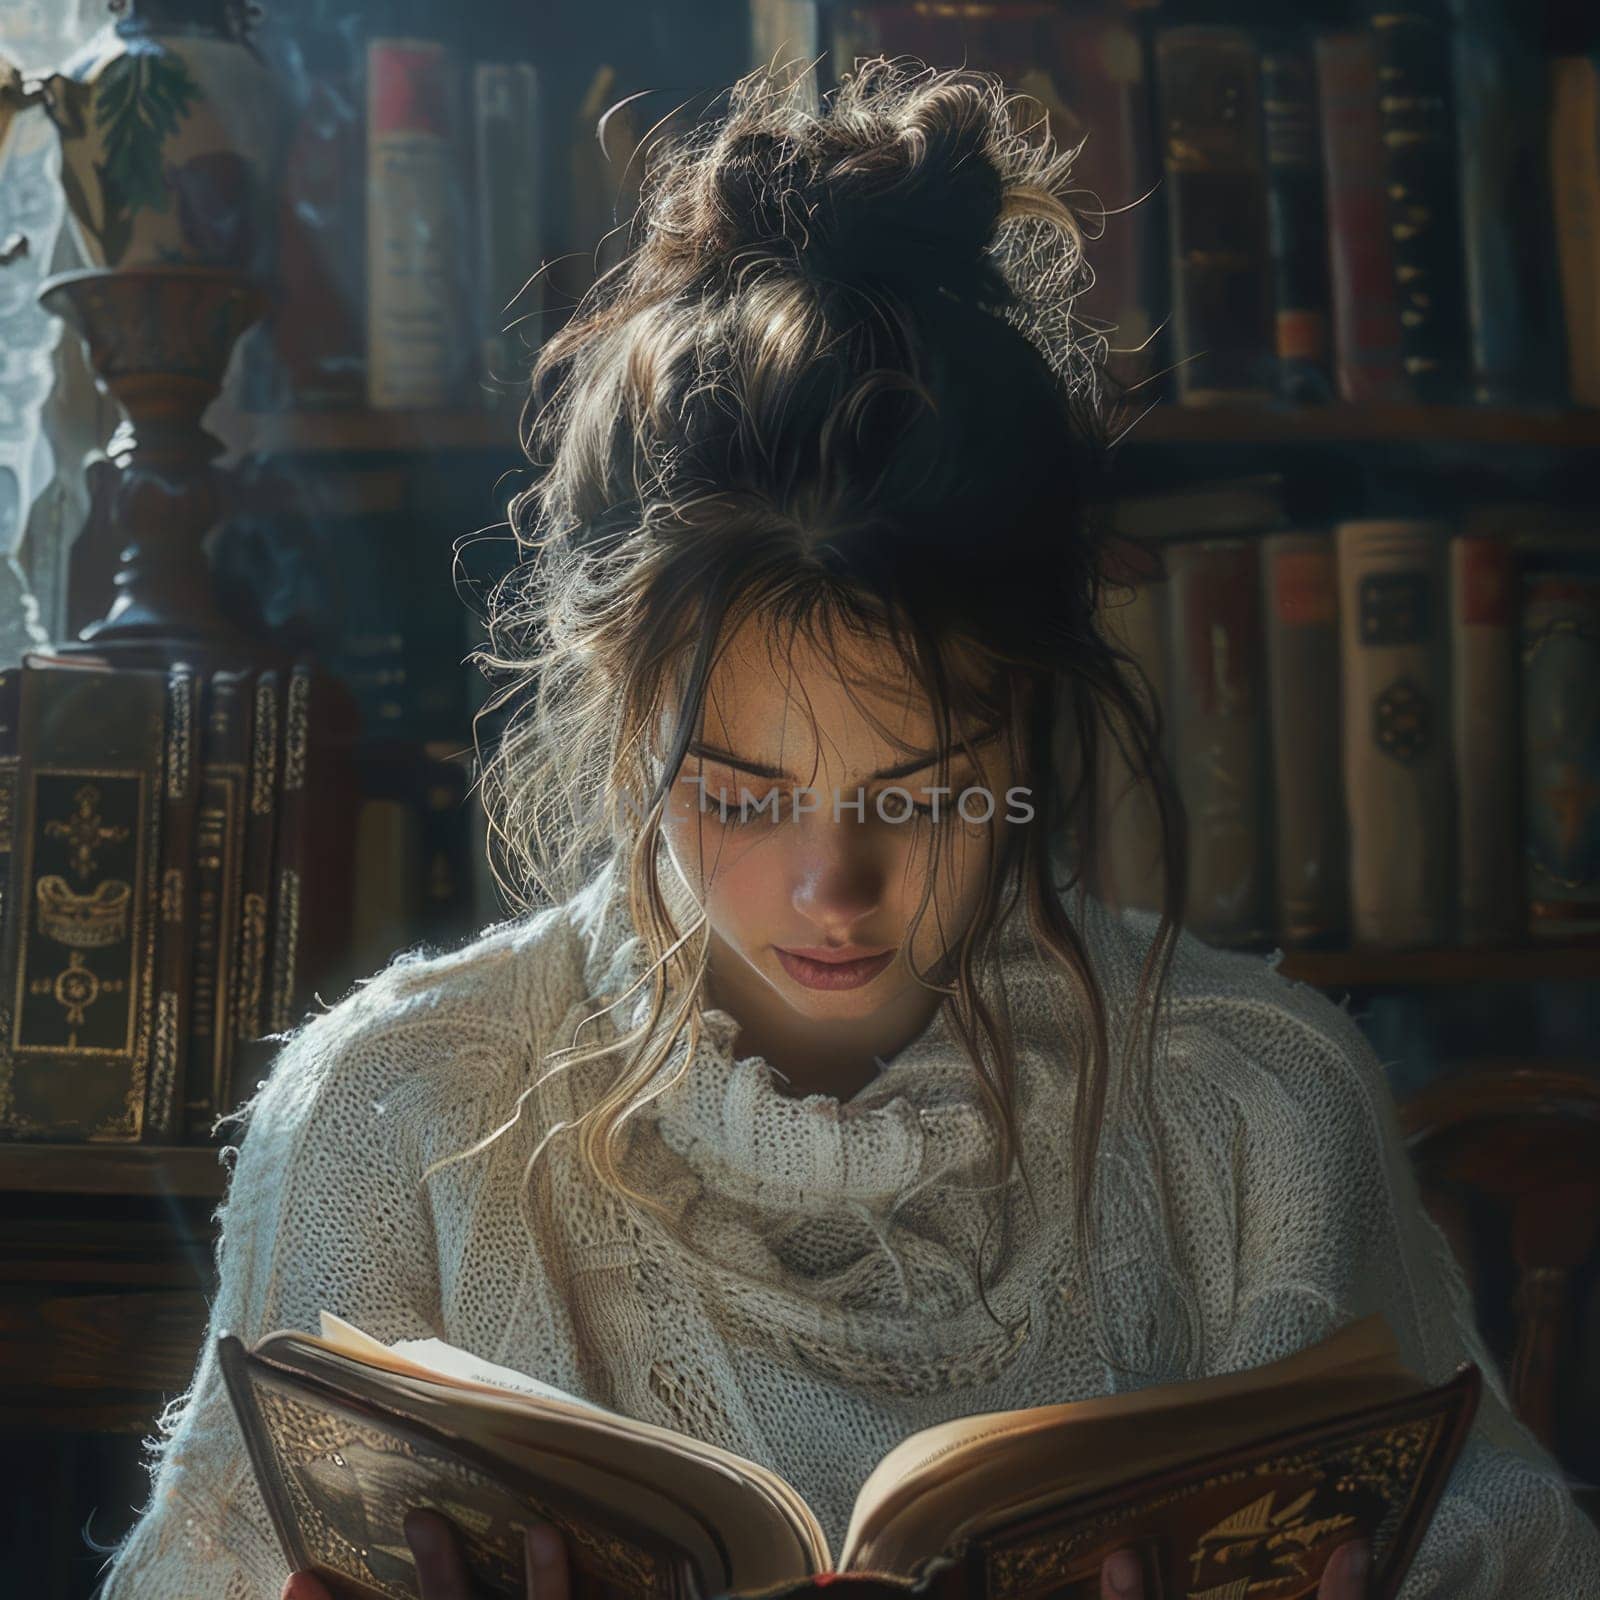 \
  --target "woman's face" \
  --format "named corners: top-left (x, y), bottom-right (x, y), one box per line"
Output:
top-left (659, 611), bottom-right (1020, 1034)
